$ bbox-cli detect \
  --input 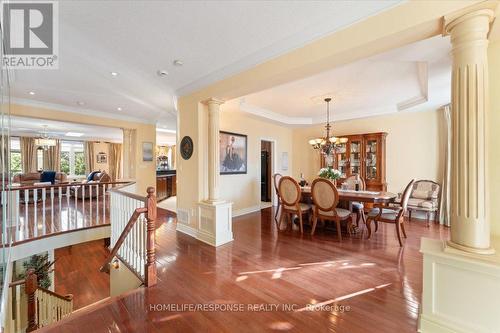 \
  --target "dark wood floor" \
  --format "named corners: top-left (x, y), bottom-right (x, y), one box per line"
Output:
top-left (54, 239), bottom-right (111, 310)
top-left (40, 207), bottom-right (449, 333)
